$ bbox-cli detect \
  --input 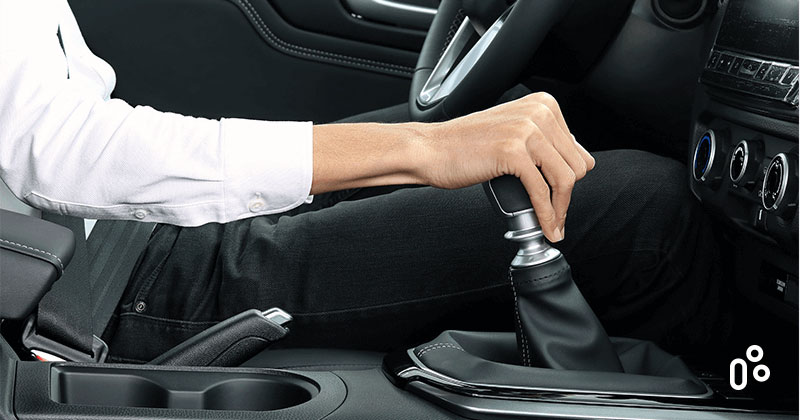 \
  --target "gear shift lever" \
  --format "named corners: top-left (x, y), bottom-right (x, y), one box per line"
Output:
top-left (484, 176), bottom-right (623, 371)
